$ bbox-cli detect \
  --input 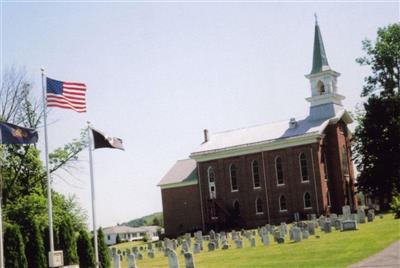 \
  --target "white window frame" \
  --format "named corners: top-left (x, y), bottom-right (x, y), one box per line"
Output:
top-left (303, 192), bottom-right (312, 209)
top-left (229, 163), bottom-right (239, 192)
top-left (299, 152), bottom-right (310, 183)
top-left (275, 156), bottom-right (285, 186)
top-left (252, 160), bottom-right (261, 189)
top-left (208, 166), bottom-right (216, 199)
top-left (255, 198), bottom-right (264, 215)
top-left (279, 195), bottom-right (287, 212)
